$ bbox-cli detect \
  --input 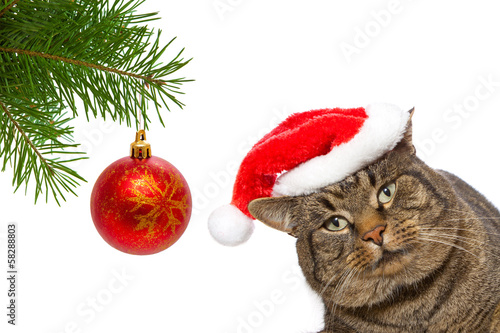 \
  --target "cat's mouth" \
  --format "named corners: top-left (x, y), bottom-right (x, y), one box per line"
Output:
top-left (372, 248), bottom-right (412, 276)
top-left (379, 249), bottom-right (406, 264)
